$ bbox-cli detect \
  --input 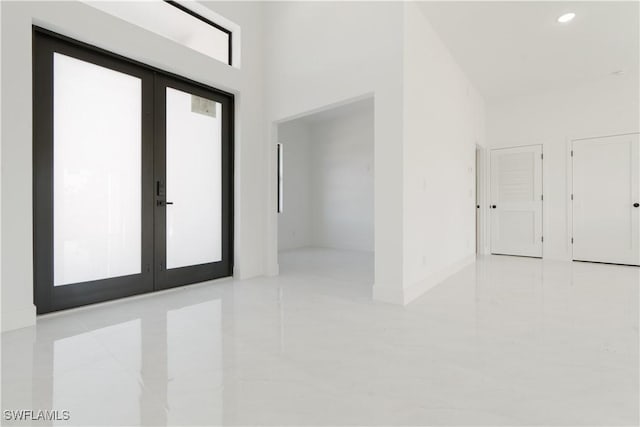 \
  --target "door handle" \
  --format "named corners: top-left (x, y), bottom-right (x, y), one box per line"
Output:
top-left (634, 203), bottom-right (639, 208)
top-left (492, 205), bottom-right (497, 209)
top-left (156, 201), bottom-right (174, 207)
